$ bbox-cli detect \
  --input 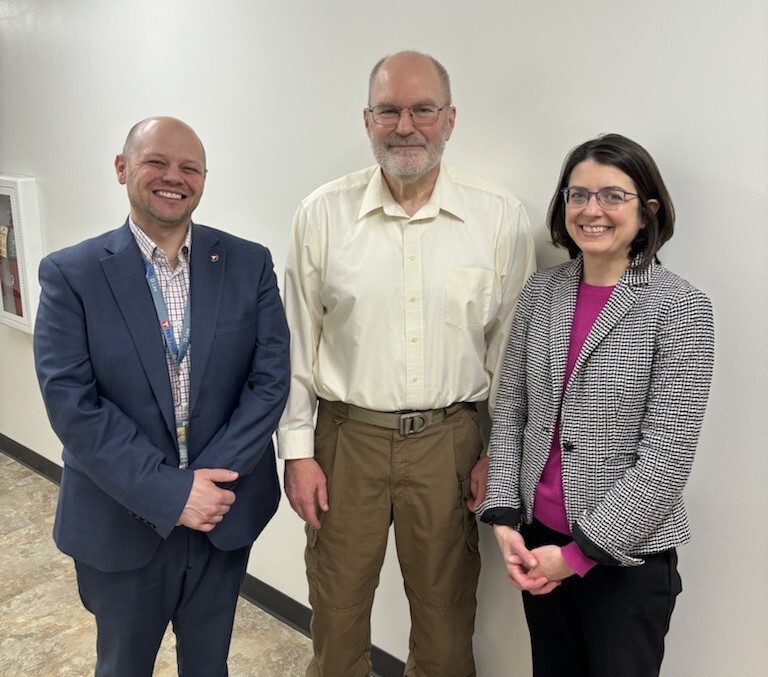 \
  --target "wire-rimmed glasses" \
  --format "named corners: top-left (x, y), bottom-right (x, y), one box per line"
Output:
top-left (562, 187), bottom-right (639, 210)
top-left (367, 104), bottom-right (447, 126)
